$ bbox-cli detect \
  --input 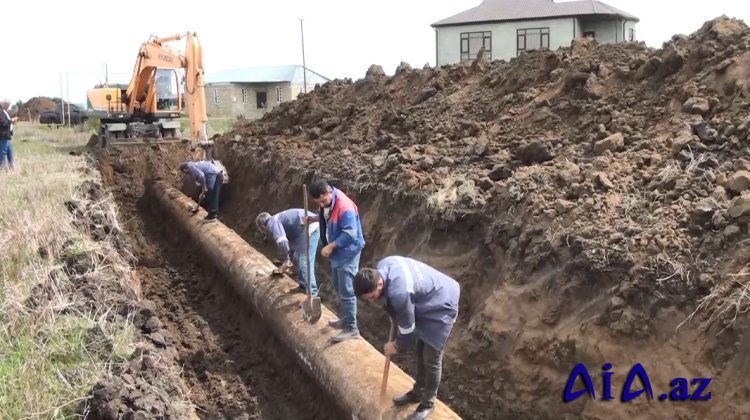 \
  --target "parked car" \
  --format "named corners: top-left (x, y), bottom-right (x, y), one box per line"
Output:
top-left (40, 104), bottom-right (88, 125)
